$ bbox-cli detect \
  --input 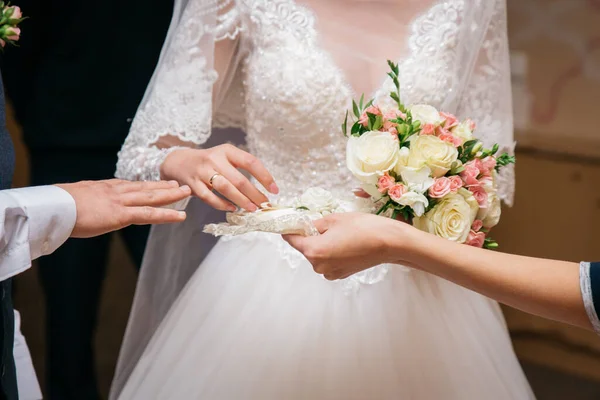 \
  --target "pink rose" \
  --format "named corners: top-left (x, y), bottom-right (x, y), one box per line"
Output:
top-left (5, 27), bottom-right (20, 41)
top-left (435, 126), bottom-right (461, 147)
top-left (449, 175), bottom-right (463, 192)
top-left (388, 184), bottom-right (407, 202)
top-left (420, 123), bottom-right (436, 136)
top-left (460, 161), bottom-right (480, 186)
top-left (358, 105), bottom-right (382, 127)
top-left (480, 156), bottom-right (497, 175)
top-left (469, 185), bottom-right (489, 208)
top-left (7, 6), bottom-right (22, 20)
top-left (440, 112), bottom-right (458, 129)
top-left (471, 219), bottom-right (483, 232)
top-left (466, 119), bottom-right (476, 131)
top-left (428, 177), bottom-right (452, 199)
top-left (466, 230), bottom-right (485, 248)
top-left (377, 172), bottom-right (396, 194)
top-left (382, 109), bottom-right (405, 133)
